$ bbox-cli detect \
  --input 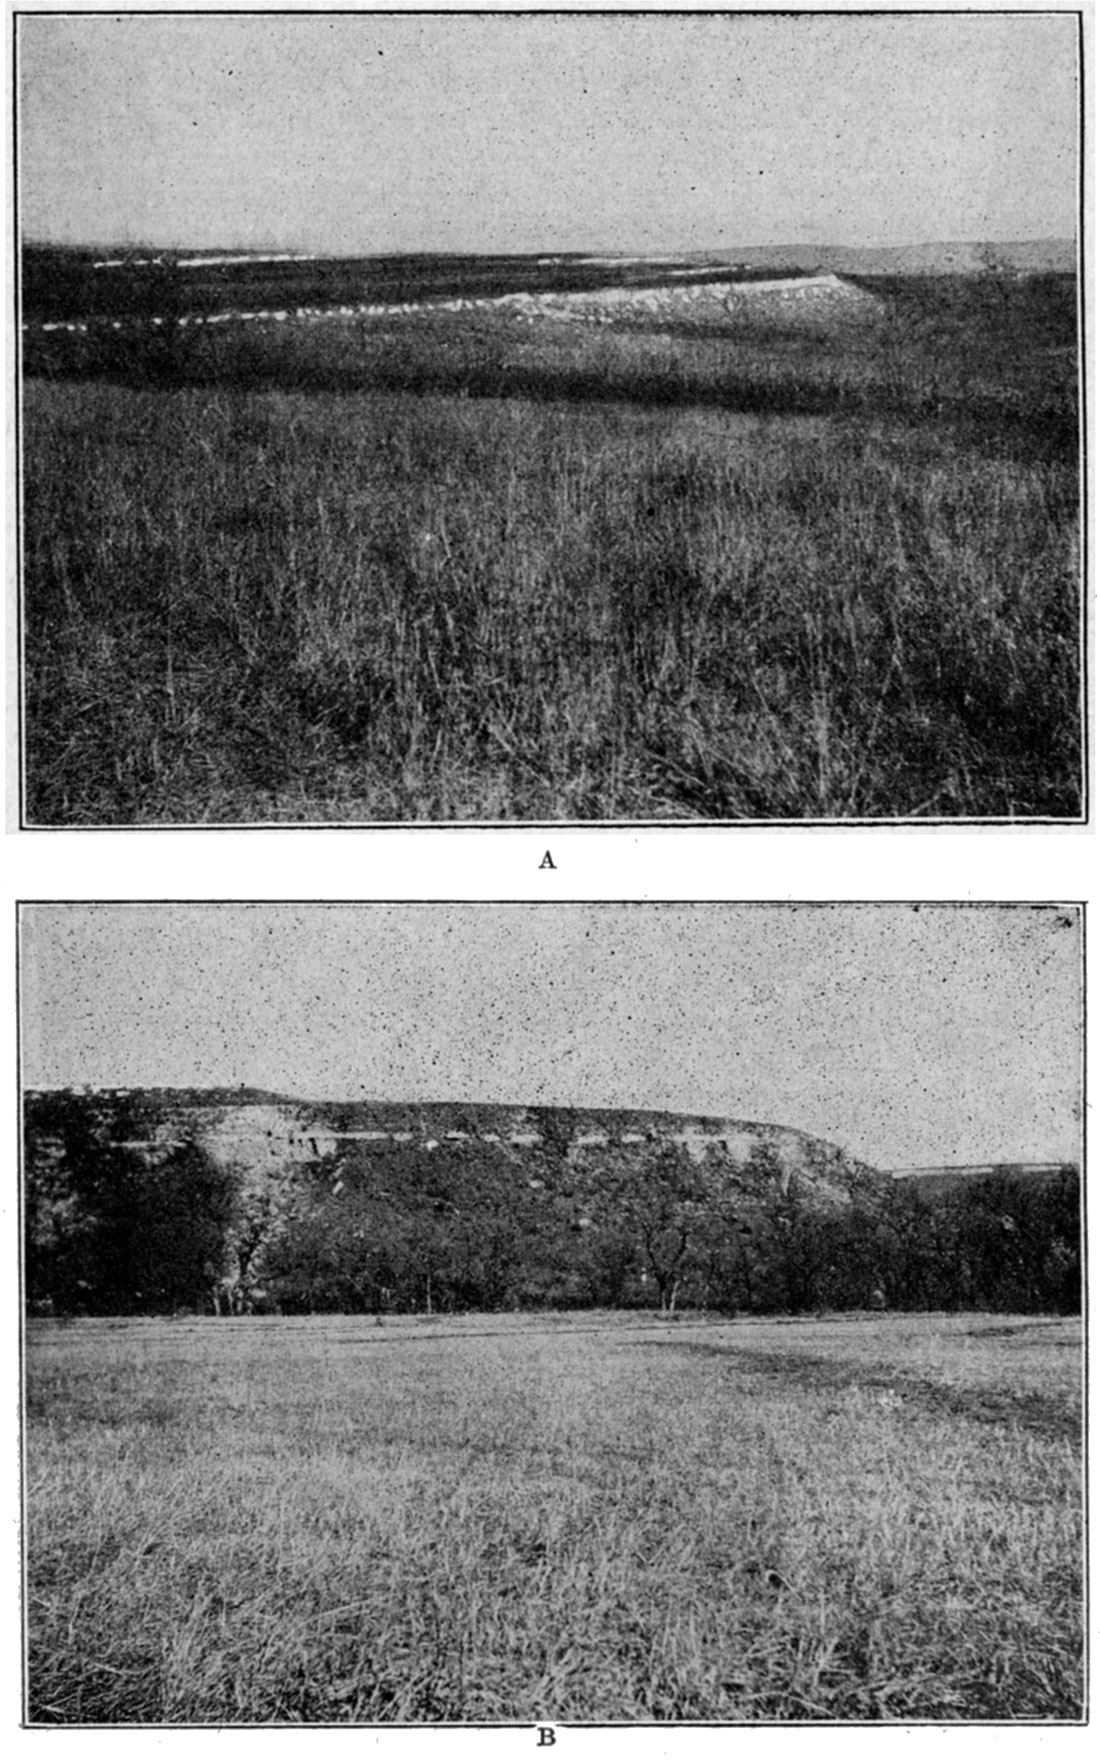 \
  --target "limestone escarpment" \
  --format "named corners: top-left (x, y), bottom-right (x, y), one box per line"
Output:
top-left (24, 1089), bottom-right (881, 1206)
